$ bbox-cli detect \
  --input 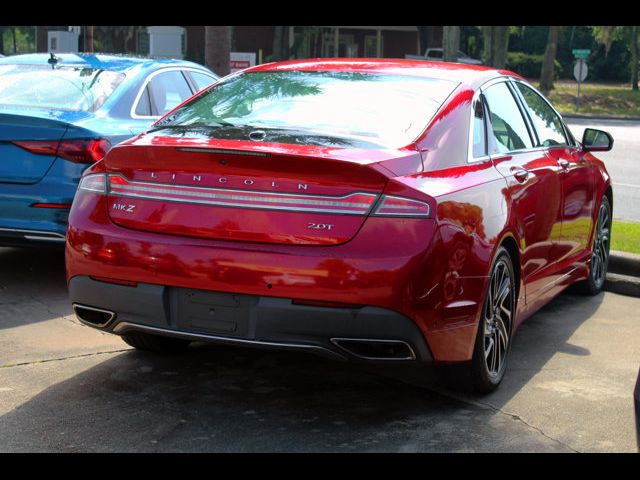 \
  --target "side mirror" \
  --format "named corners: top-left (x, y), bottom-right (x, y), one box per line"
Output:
top-left (582, 128), bottom-right (613, 152)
